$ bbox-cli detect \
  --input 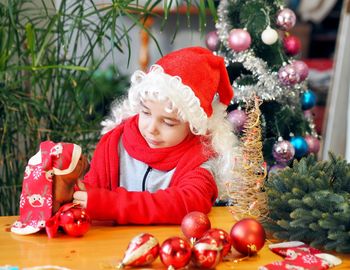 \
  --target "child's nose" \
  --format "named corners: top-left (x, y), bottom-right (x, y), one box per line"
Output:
top-left (147, 119), bottom-right (159, 134)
